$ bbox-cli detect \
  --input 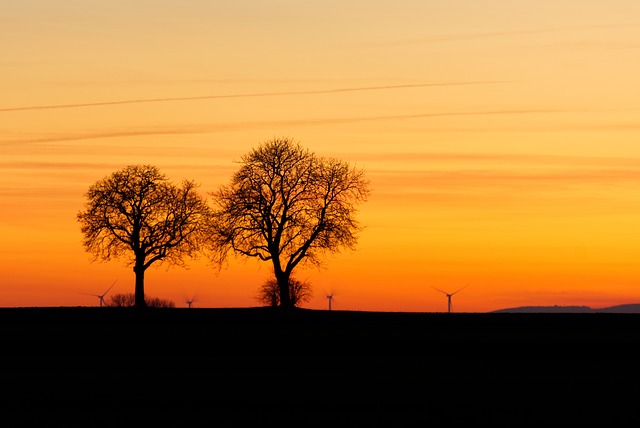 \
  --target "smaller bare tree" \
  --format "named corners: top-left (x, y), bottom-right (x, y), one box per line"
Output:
top-left (257, 277), bottom-right (313, 308)
top-left (106, 293), bottom-right (176, 308)
top-left (146, 296), bottom-right (176, 308)
top-left (77, 164), bottom-right (211, 308)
